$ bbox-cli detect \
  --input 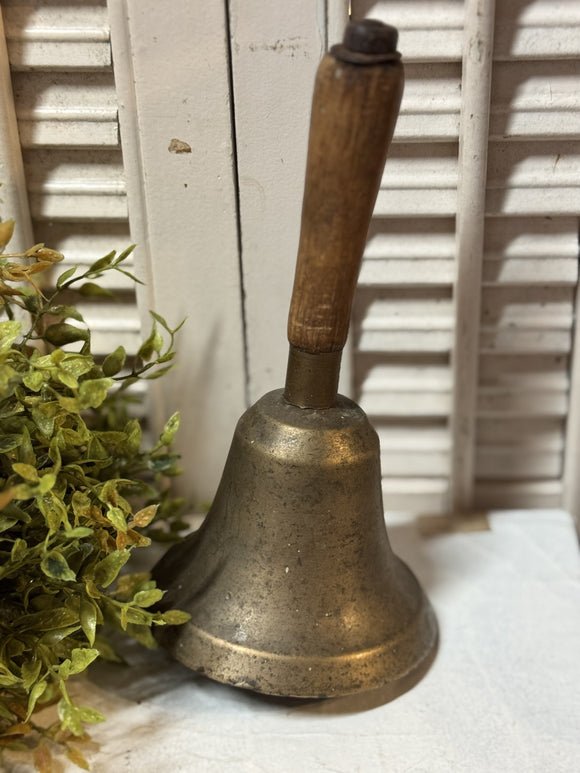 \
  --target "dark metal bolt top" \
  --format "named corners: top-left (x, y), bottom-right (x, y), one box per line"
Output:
top-left (343, 19), bottom-right (398, 55)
